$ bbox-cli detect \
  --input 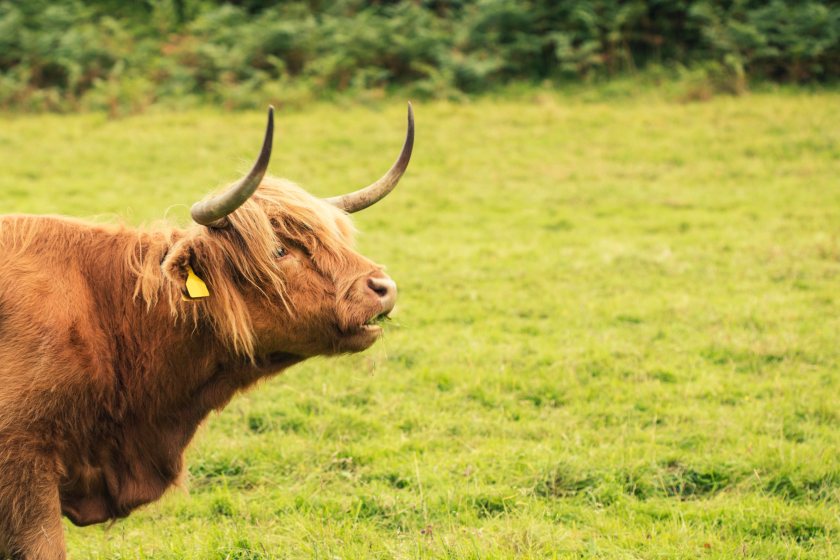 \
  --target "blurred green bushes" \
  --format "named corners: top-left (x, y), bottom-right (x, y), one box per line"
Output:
top-left (1, 0), bottom-right (838, 113)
